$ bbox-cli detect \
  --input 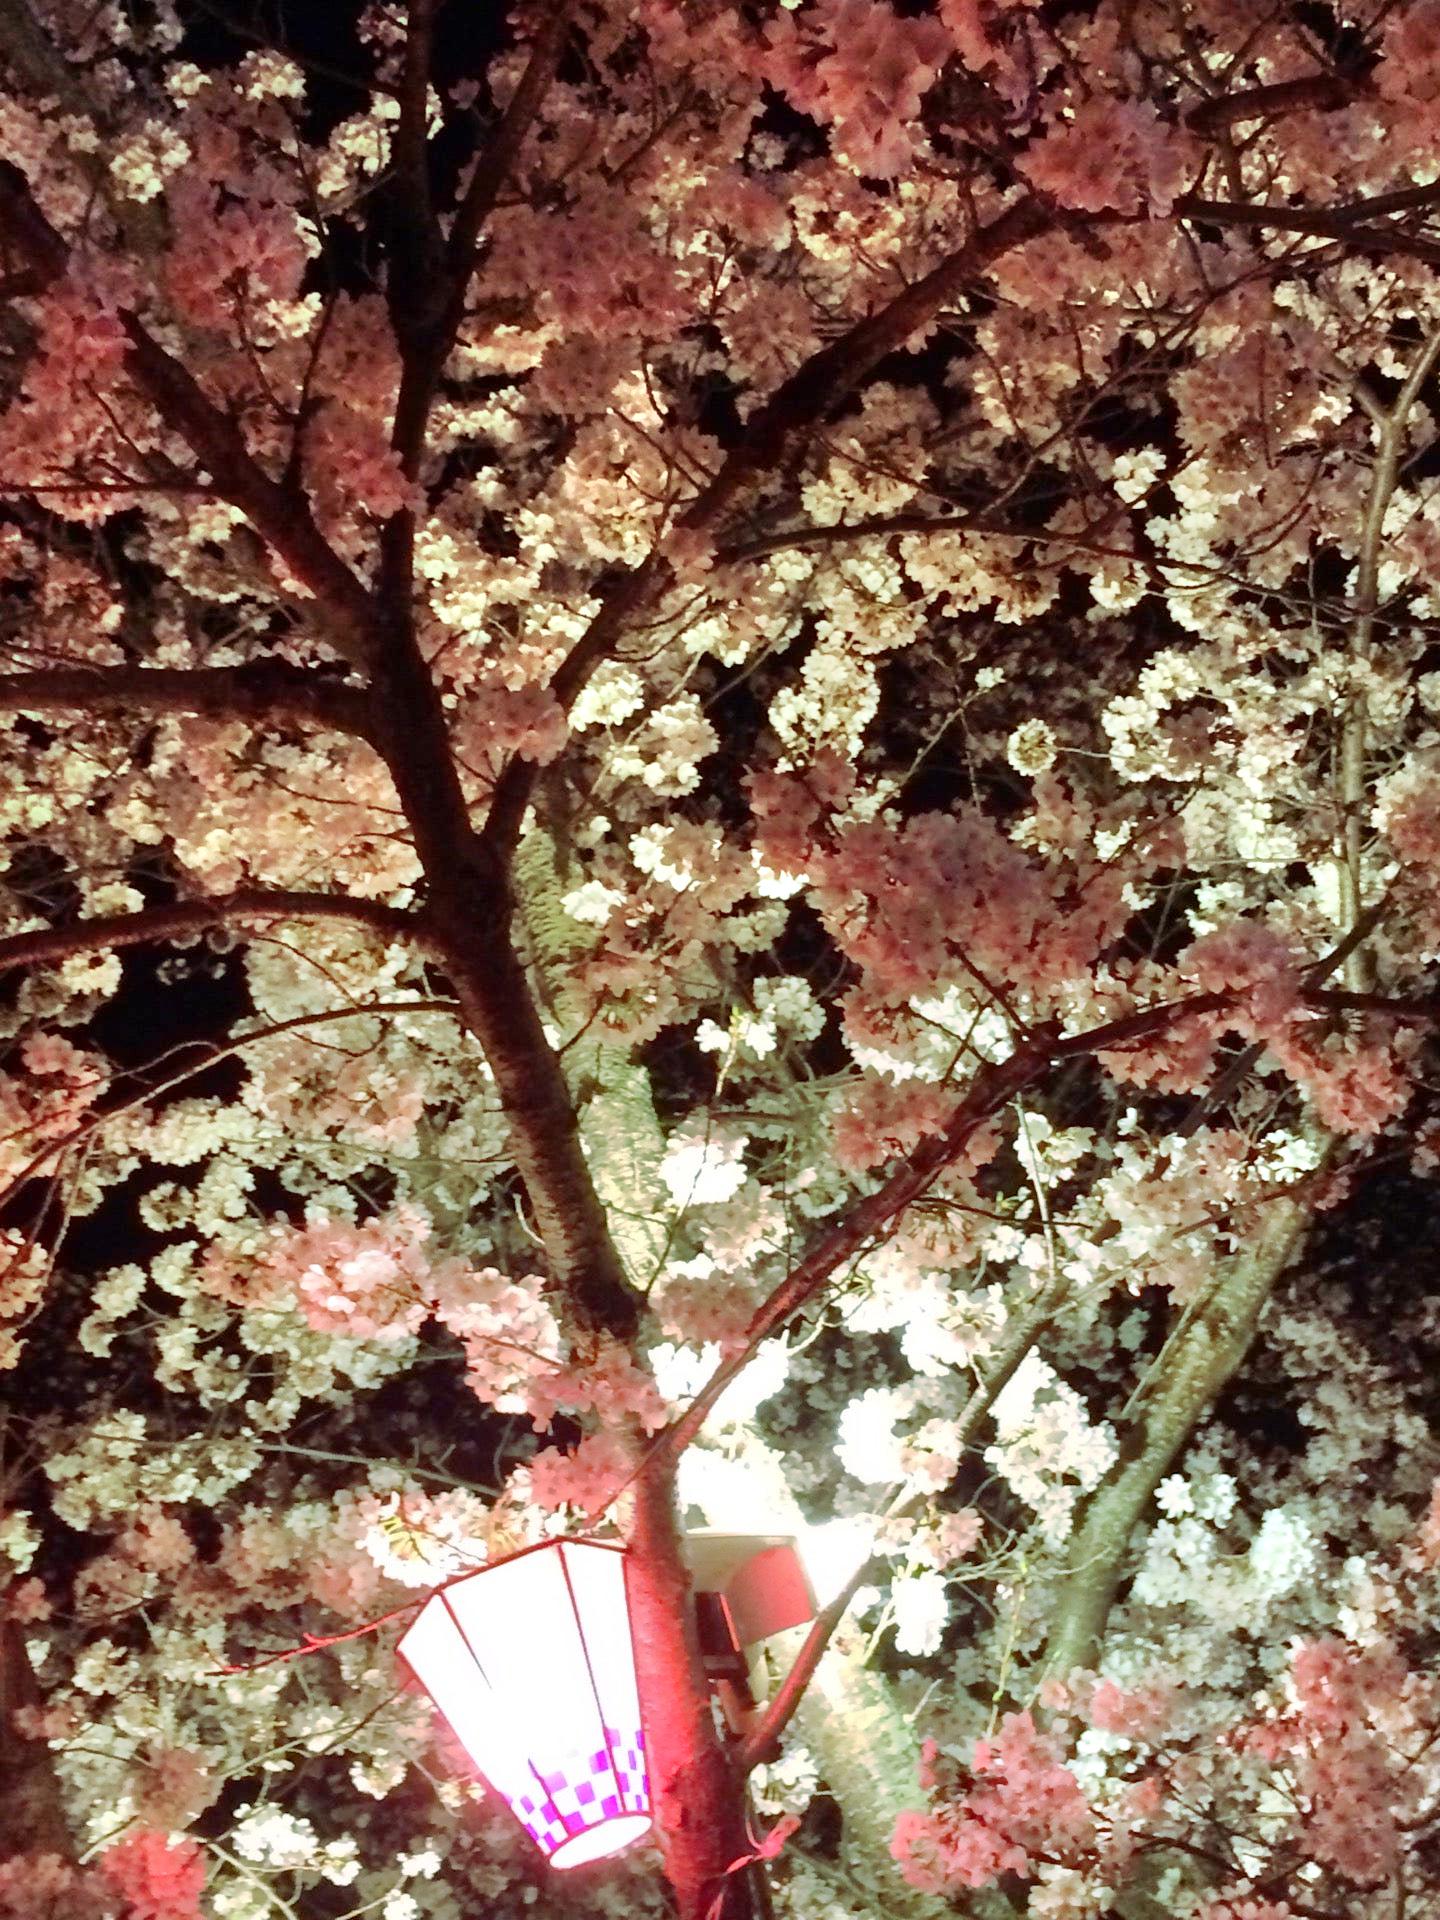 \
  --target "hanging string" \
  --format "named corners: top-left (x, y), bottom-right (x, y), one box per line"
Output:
top-left (702, 1813), bottom-right (800, 1920)
top-left (209, 1599), bottom-right (422, 1676)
